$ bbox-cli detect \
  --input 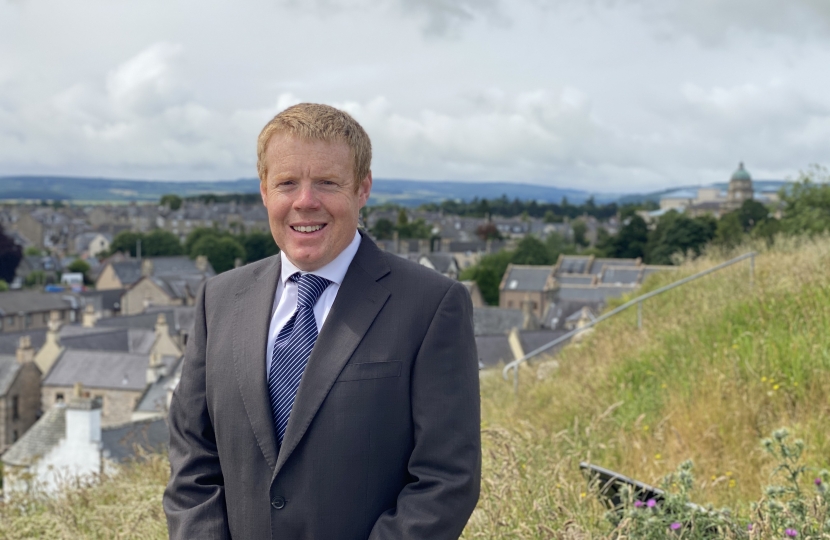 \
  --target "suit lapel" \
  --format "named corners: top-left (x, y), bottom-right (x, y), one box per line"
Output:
top-left (233, 256), bottom-right (281, 470)
top-left (273, 234), bottom-right (391, 479)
